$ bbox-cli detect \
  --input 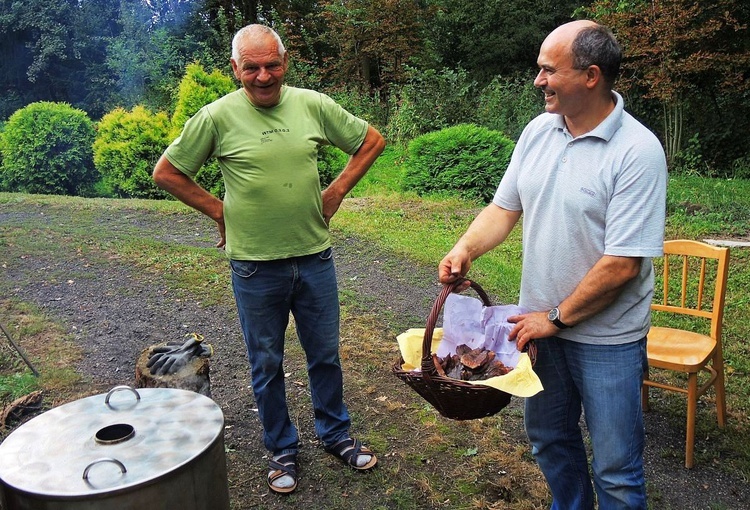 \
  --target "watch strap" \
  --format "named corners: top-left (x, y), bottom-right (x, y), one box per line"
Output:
top-left (552, 317), bottom-right (570, 329)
